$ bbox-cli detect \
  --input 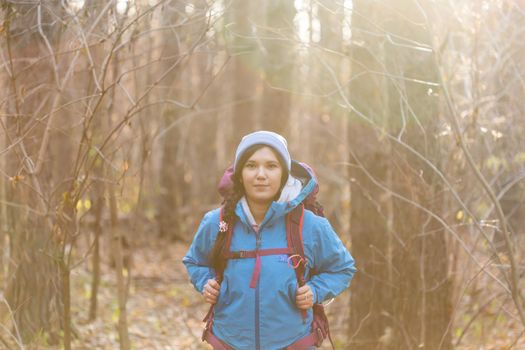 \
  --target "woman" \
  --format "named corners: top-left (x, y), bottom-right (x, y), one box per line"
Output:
top-left (183, 131), bottom-right (356, 350)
